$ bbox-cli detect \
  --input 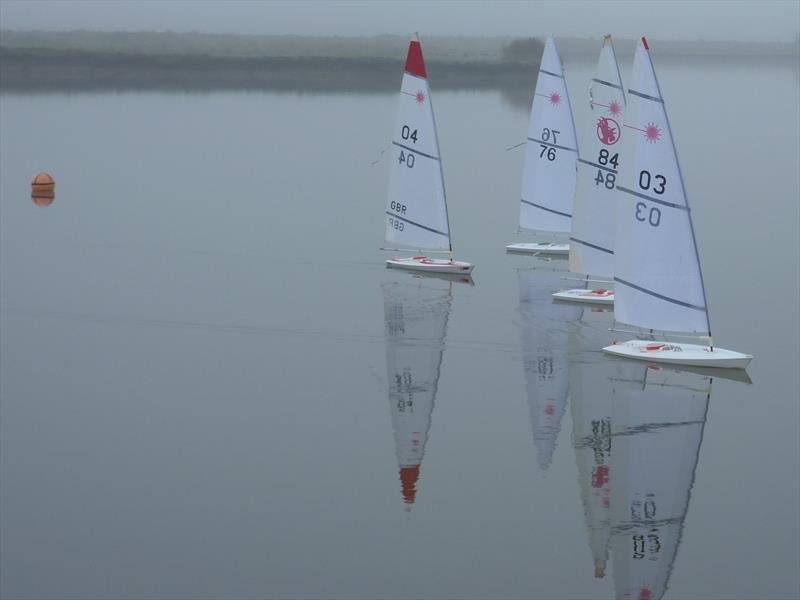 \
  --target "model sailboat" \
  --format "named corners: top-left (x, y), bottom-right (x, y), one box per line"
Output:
top-left (507, 36), bottom-right (579, 256)
top-left (384, 35), bottom-right (474, 275)
top-left (553, 35), bottom-right (625, 305)
top-left (602, 38), bottom-right (752, 369)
